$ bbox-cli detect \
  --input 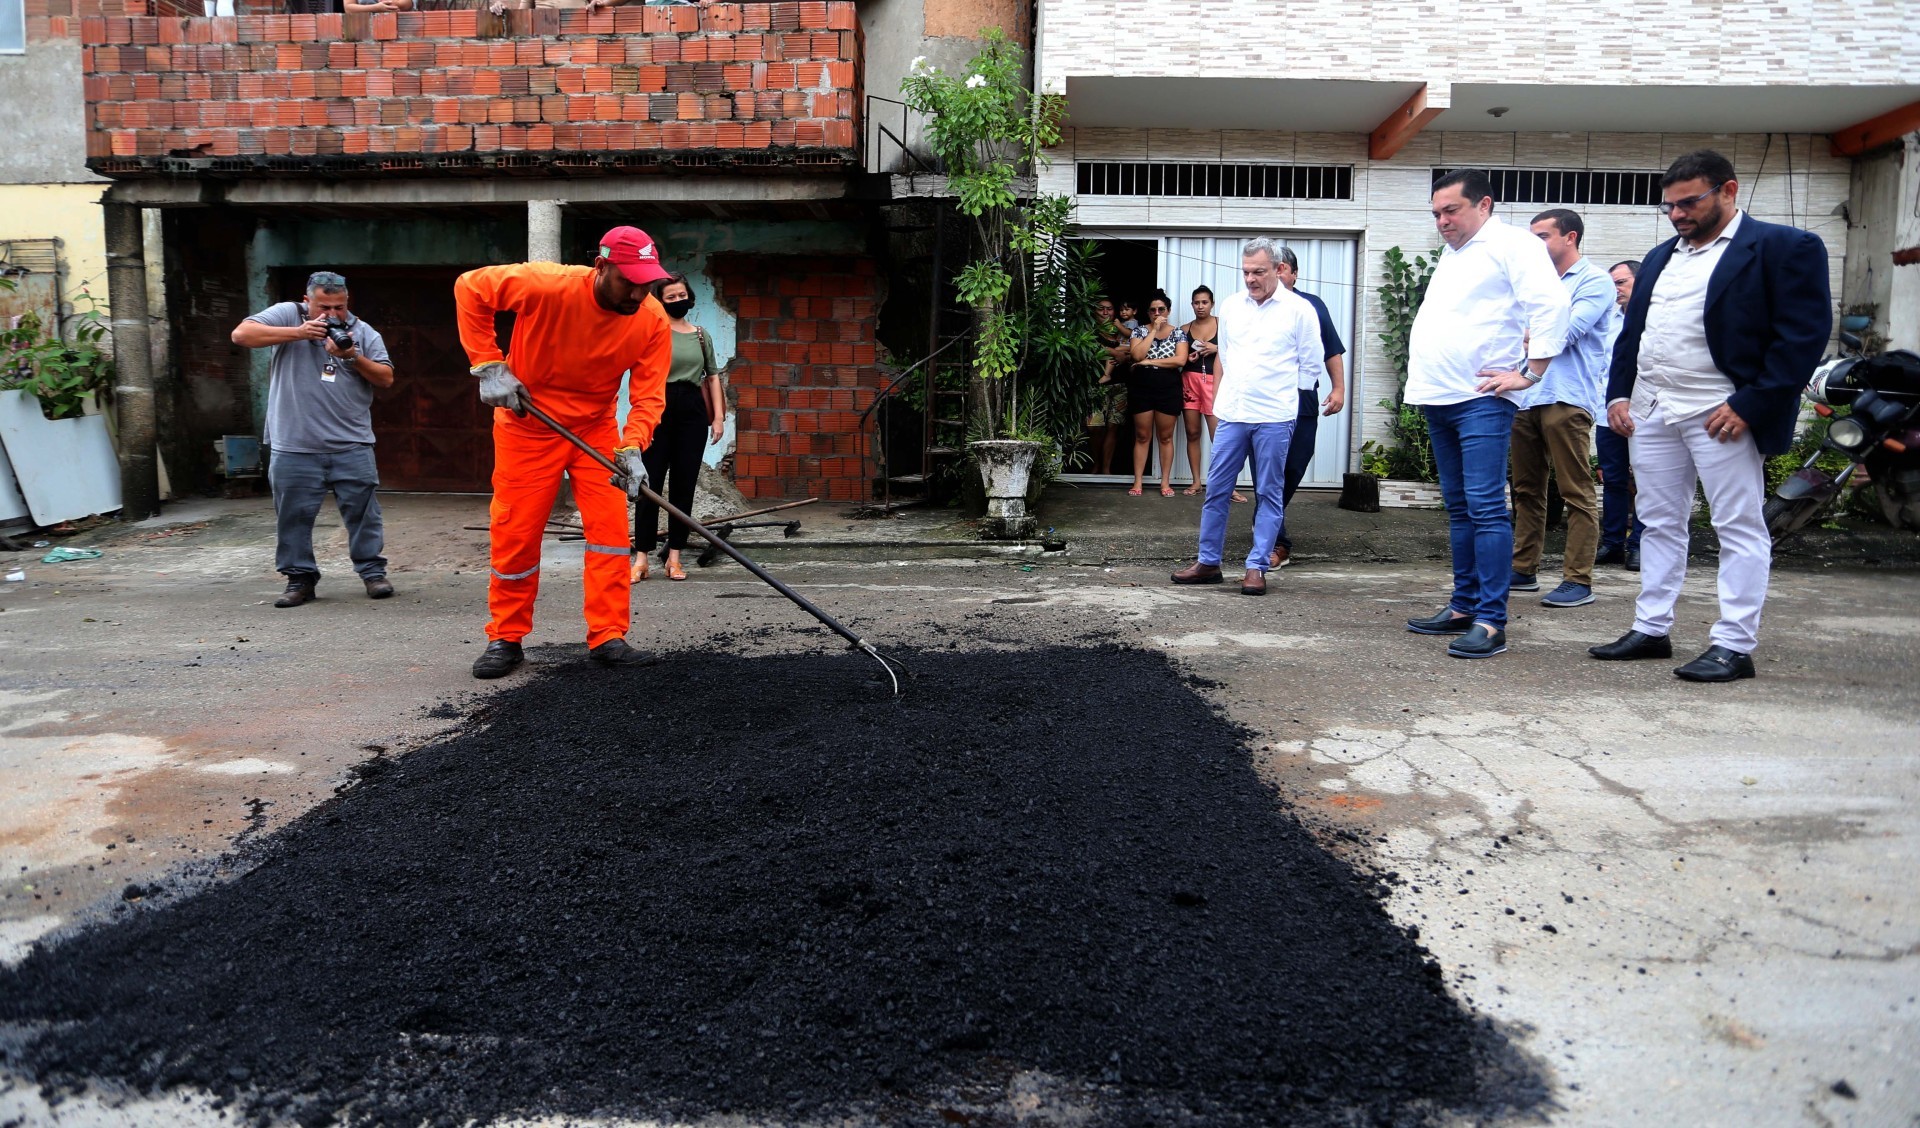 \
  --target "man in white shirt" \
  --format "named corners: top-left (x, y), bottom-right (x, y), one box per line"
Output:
top-left (1171, 238), bottom-right (1323, 596)
top-left (1588, 149), bottom-right (1832, 681)
top-left (1402, 169), bottom-right (1571, 659)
